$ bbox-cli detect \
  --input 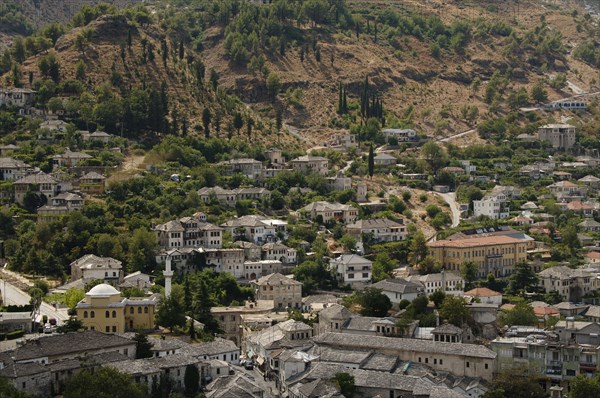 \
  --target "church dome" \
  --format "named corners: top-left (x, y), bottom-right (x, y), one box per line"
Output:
top-left (87, 283), bottom-right (120, 296)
